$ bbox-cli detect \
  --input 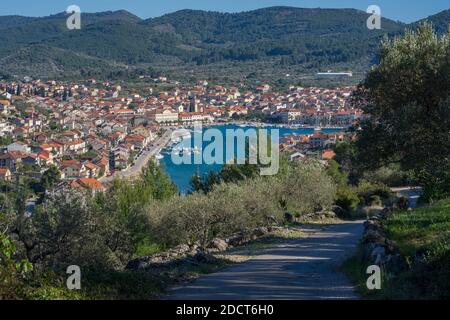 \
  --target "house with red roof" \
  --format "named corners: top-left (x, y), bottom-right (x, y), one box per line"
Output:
top-left (70, 178), bottom-right (105, 194)
top-left (0, 167), bottom-right (12, 181)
